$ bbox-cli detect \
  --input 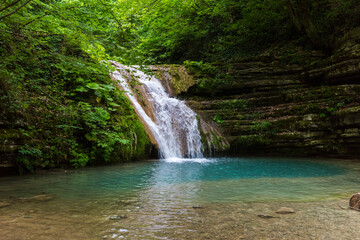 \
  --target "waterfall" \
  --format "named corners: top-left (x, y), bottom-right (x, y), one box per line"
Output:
top-left (111, 62), bottom-right (204, 160)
